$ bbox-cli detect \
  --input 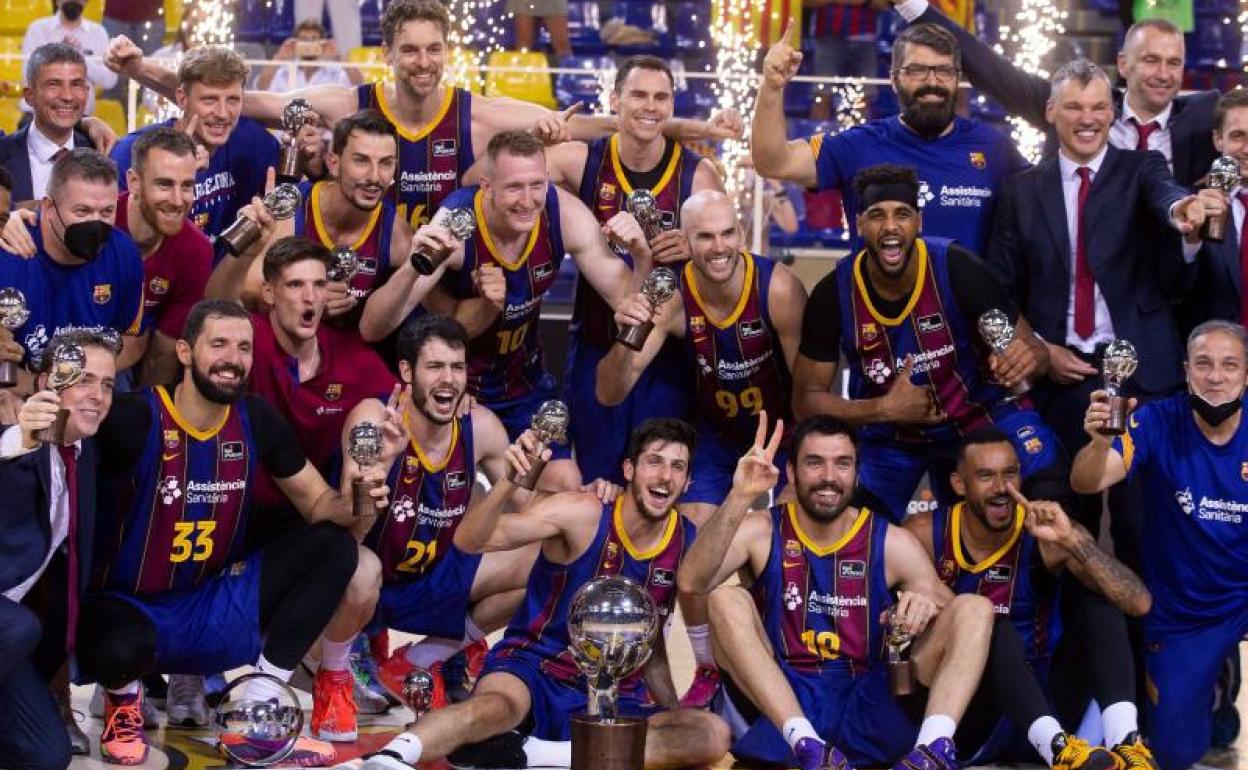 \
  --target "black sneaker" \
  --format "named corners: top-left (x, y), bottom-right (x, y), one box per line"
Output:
top-left (447, 730), bottom-right (528, 770)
